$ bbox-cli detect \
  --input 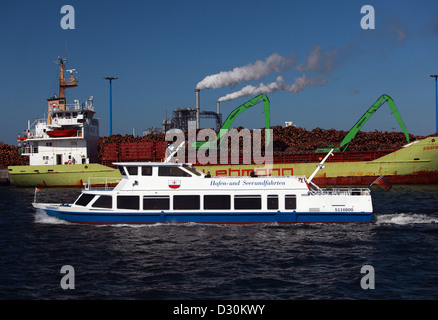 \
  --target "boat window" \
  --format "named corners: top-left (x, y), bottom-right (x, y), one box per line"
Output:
top-left (267, 195), bottom-right (278, 210)
top-left (173, 195), bottom-right (200, 210)
top-left (182, 164), bottom-right (202, 176)
top-left (92, 195), bottom-right (113, 209)
top-left (127, 166), bottom-right (138, 175)
top-left (141, 166), bottom-right (152, 176)
top-left (119, 167), bottom-right (127, 177)
top-left (143, 196), bottom-right (170, 210)
top-left (234, 195), bottom-right (261, 210)
top-left (75, 194), bottom-right (95, 207)
top-left (159, 166), bottom-right (191, 177)
top-left (285, 195), bottom-right (297, 210)
top-left (204, 195), bottom-right (231, 210)
top-left (117, 195), bottom-right (140, 210)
